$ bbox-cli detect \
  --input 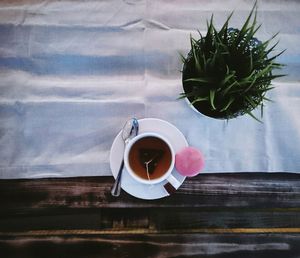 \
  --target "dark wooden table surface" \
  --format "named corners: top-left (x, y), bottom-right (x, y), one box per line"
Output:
top-left (0, 173), bottom-right (300, 257)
